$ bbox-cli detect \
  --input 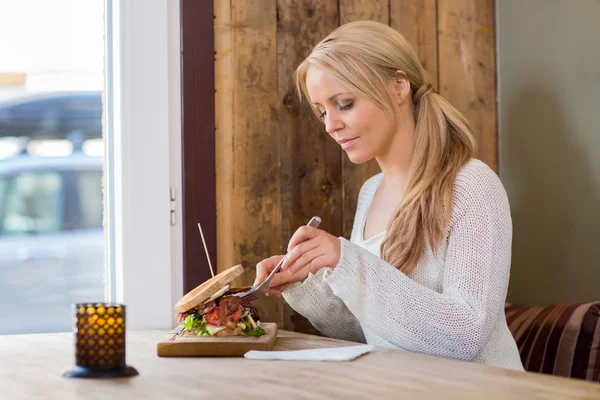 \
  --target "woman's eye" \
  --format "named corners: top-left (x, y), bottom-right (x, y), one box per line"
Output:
top-left (317, 102), bottom-right (353, 120)
top-left (339, 102), bottom-right (354, 111)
